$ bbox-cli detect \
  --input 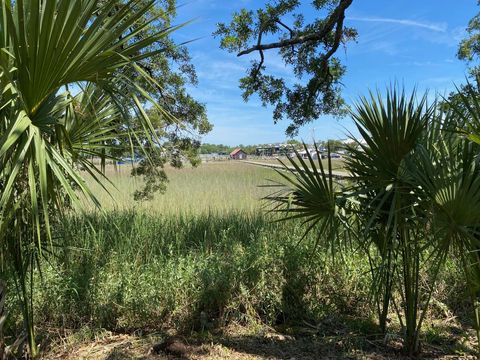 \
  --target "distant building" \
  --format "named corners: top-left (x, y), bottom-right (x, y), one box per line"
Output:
top-left (297, 149), bottom-right (320, 160)
top-left (255, 143), bottom-right (291, 157)
top-left (230, 148), bottom-right (247, 160)
top-left (199, 153), bottom-right (229, 162)
top-left (294, 149), bottom-right (342, 160)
